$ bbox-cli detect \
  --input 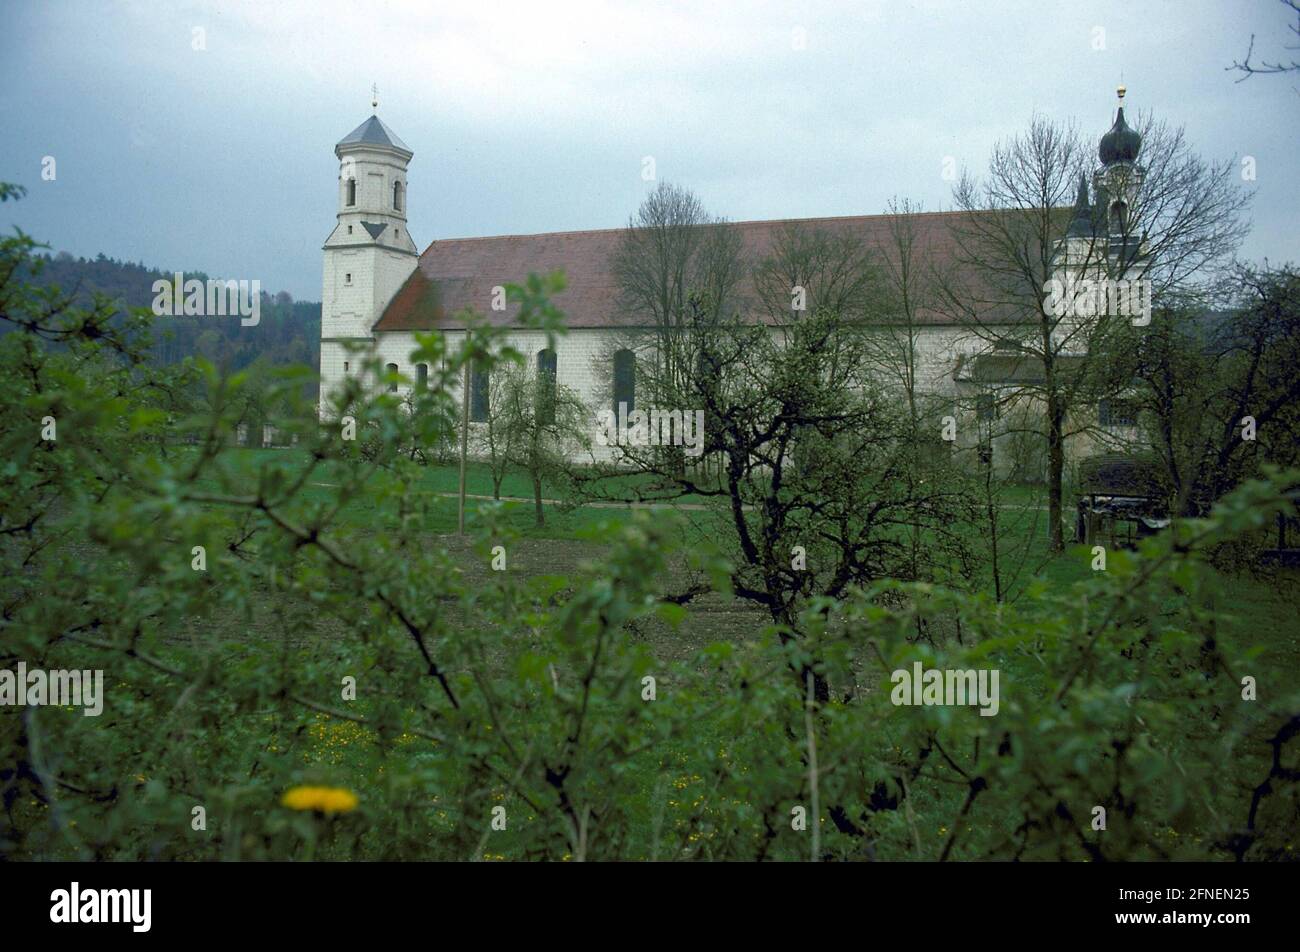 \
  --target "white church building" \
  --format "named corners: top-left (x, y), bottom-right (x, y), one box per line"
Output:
top-left (318, 91), bottom-right (1146, 472)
